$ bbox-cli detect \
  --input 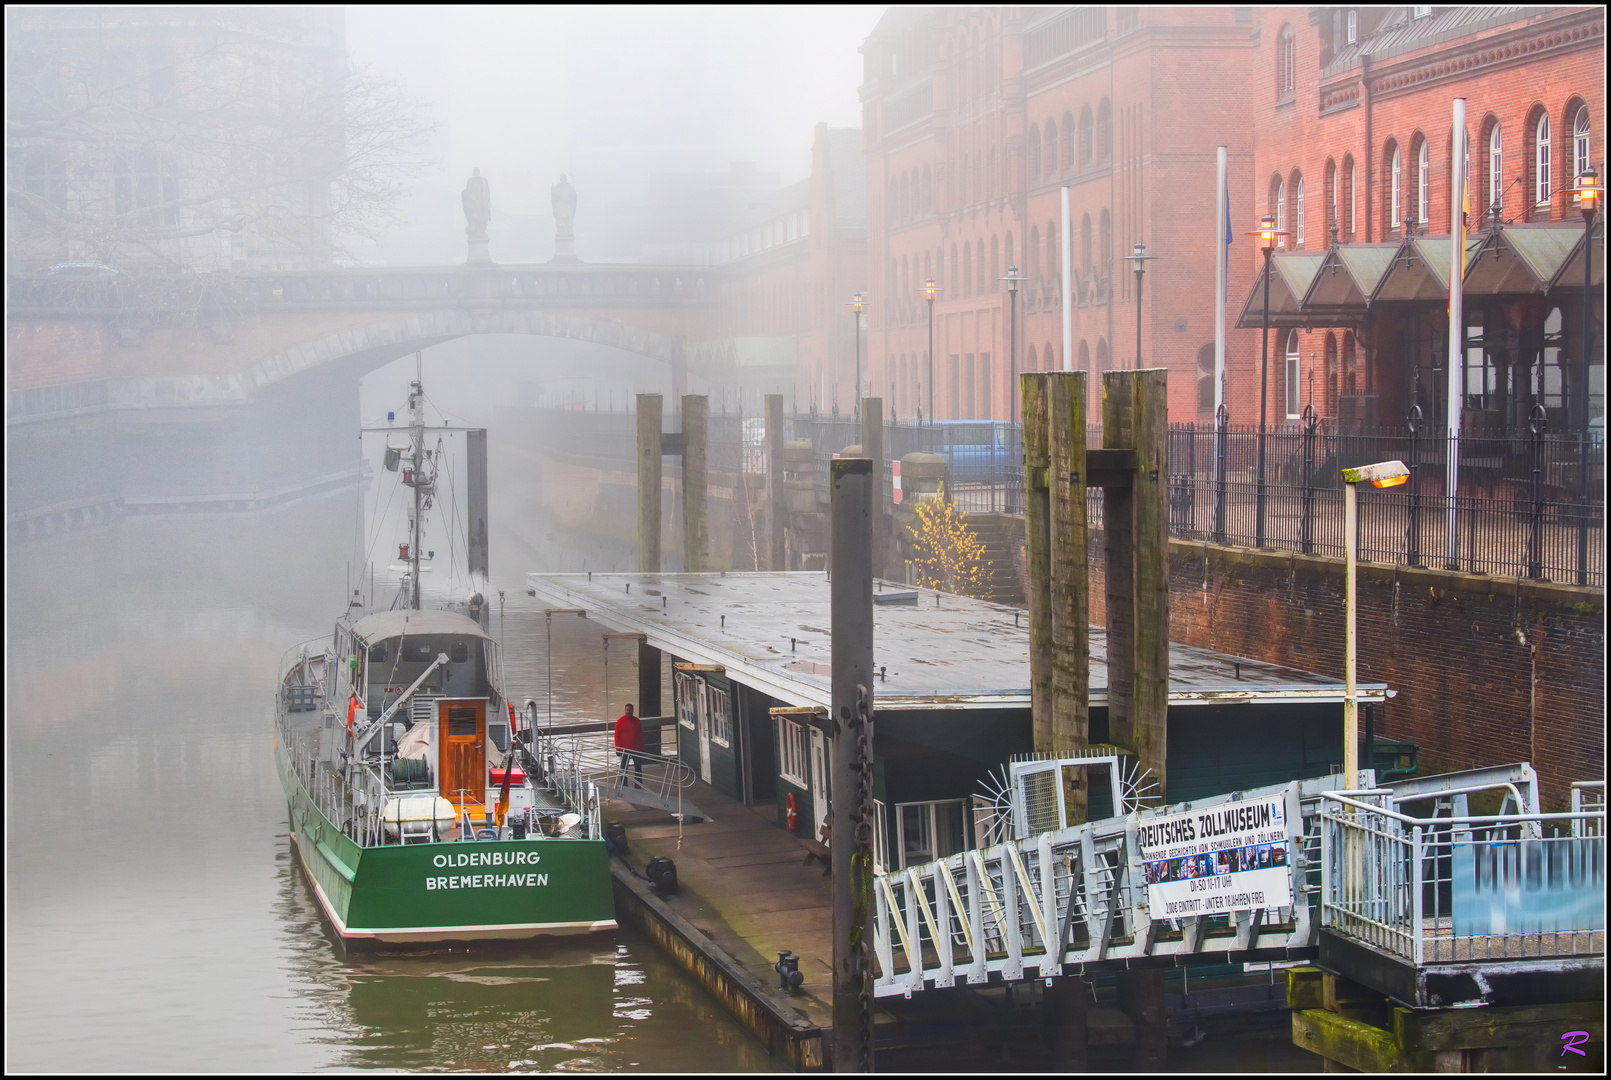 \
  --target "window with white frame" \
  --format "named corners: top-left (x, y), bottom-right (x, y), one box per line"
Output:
top-left (1276, 178), bottom-right (1287, 248)
top-left (1574, 105), bottom-right (1592, 191)
top-left (1390, 145), bottom-right (1402, 230)
top-left (1285, 333), bottom-right (1302, 418)
top-left (1295, 176), bottom-right (1306, 246)
top-left (1346, 9), bottom-right (1357, 43)
top-left (1347, 157), bottom-right (1357, 238)
top-left (890, 799), bottom-right (969, 869)
top-left (1417, 139), bottom-right (1429, 224)
top-left (1413, 5), bottom-right (1431, 18)
top-left (707, 684), bottom-right (731, 747)
top-left (1277, 25), bottom-right (1296, 99)
top-left (676, 672), bottom-right (697, 729)
top-left (777, 717), bottom-right (809, 786)
top-left (1535, 113), bottom-right (1551, 206)
top-left (1489, 123), bottom-right (1503, 216)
